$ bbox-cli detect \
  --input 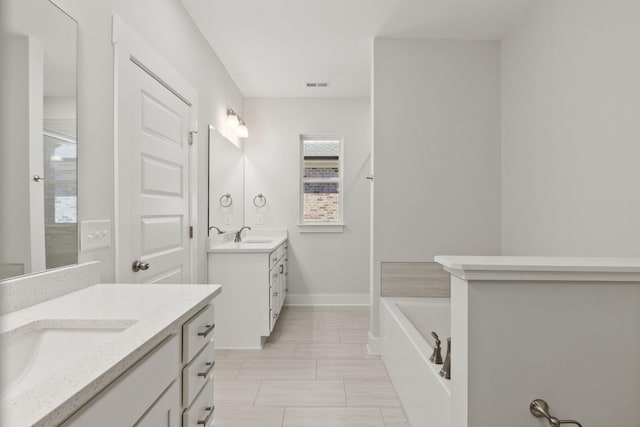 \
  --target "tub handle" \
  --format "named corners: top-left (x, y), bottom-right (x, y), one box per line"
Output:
top-left (530, 399), bottom-right (582, 427)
